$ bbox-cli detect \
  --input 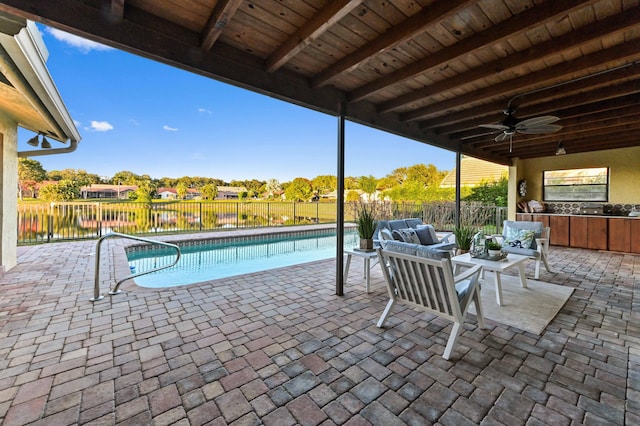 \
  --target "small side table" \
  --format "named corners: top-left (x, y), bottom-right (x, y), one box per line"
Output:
top-left (344, 249), bottom-right (379, 293)
top-left (451, 252), bottom-right (529, 306)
